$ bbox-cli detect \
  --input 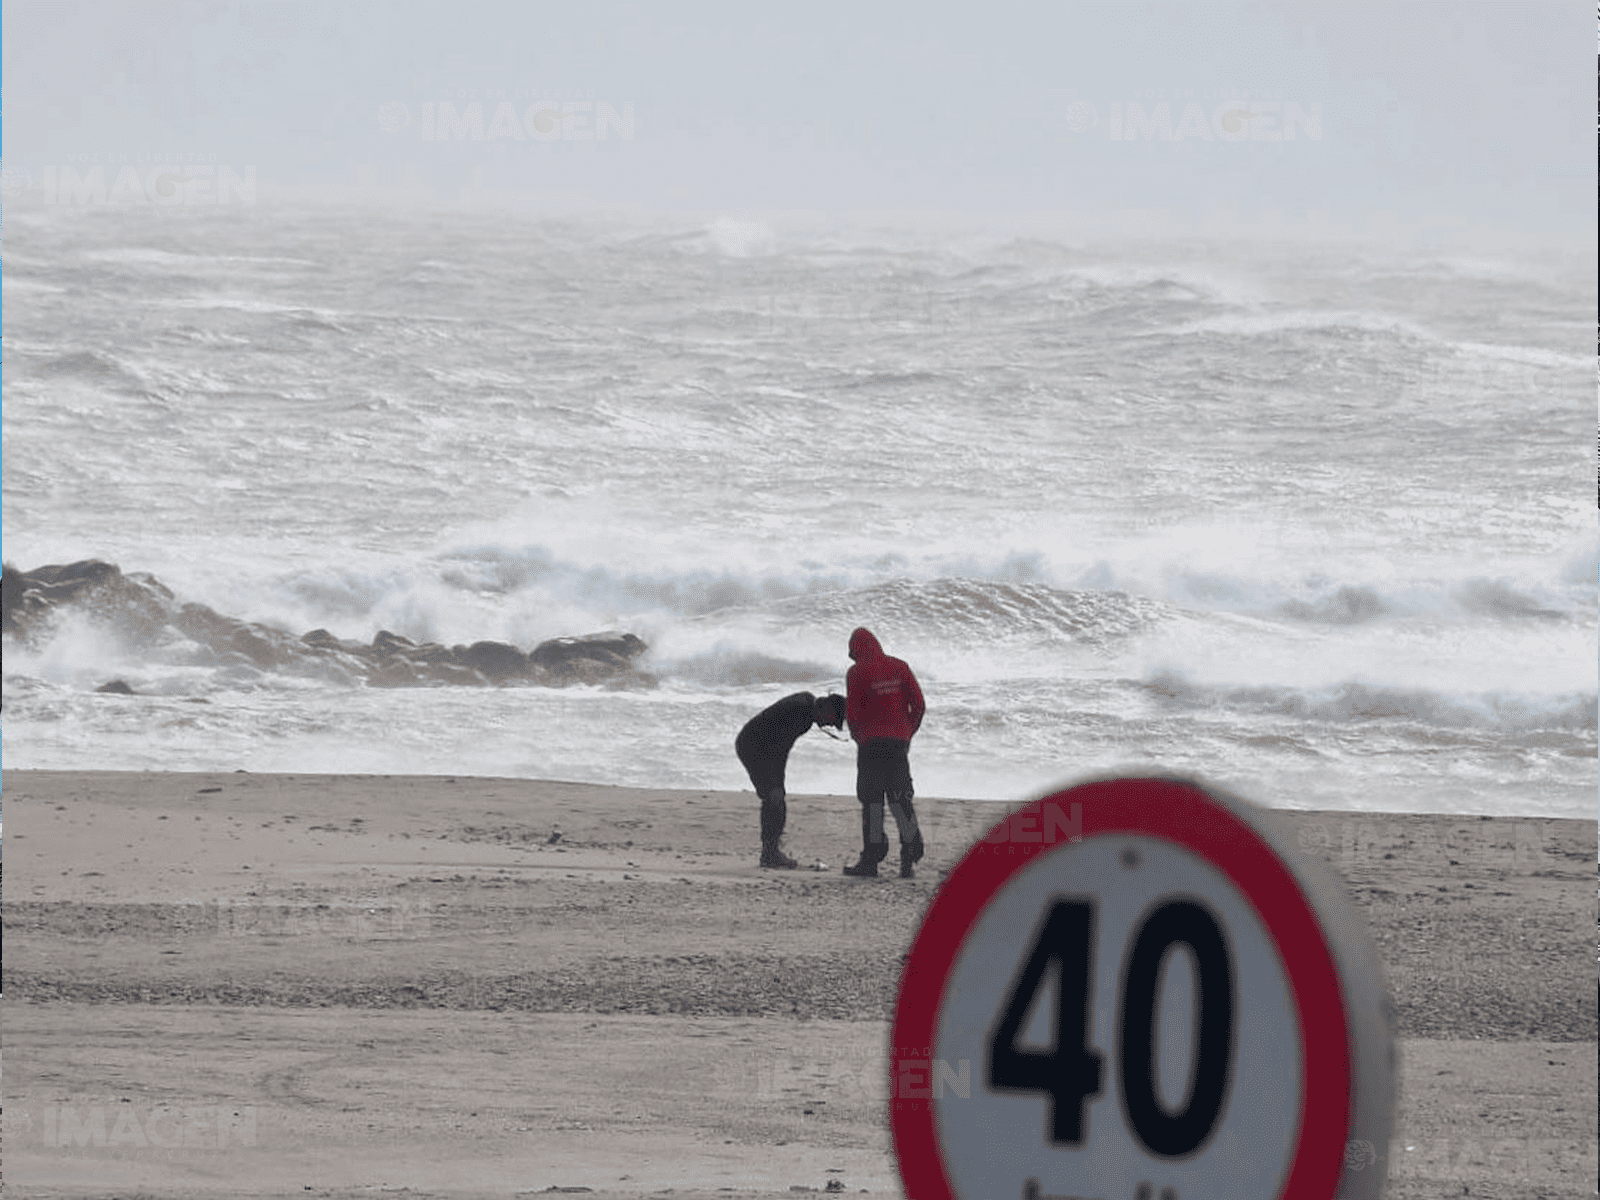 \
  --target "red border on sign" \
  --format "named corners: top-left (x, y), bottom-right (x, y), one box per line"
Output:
top-left (890, 778), bottom-right (1351, 1200)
